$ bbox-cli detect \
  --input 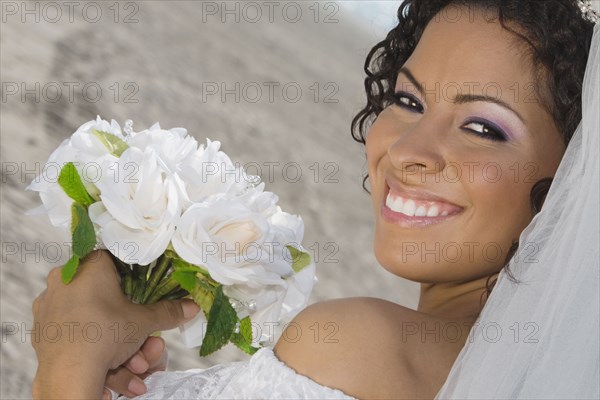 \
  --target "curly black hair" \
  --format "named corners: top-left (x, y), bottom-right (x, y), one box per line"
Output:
top-left (350, 0), bottom-right (595, 301)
